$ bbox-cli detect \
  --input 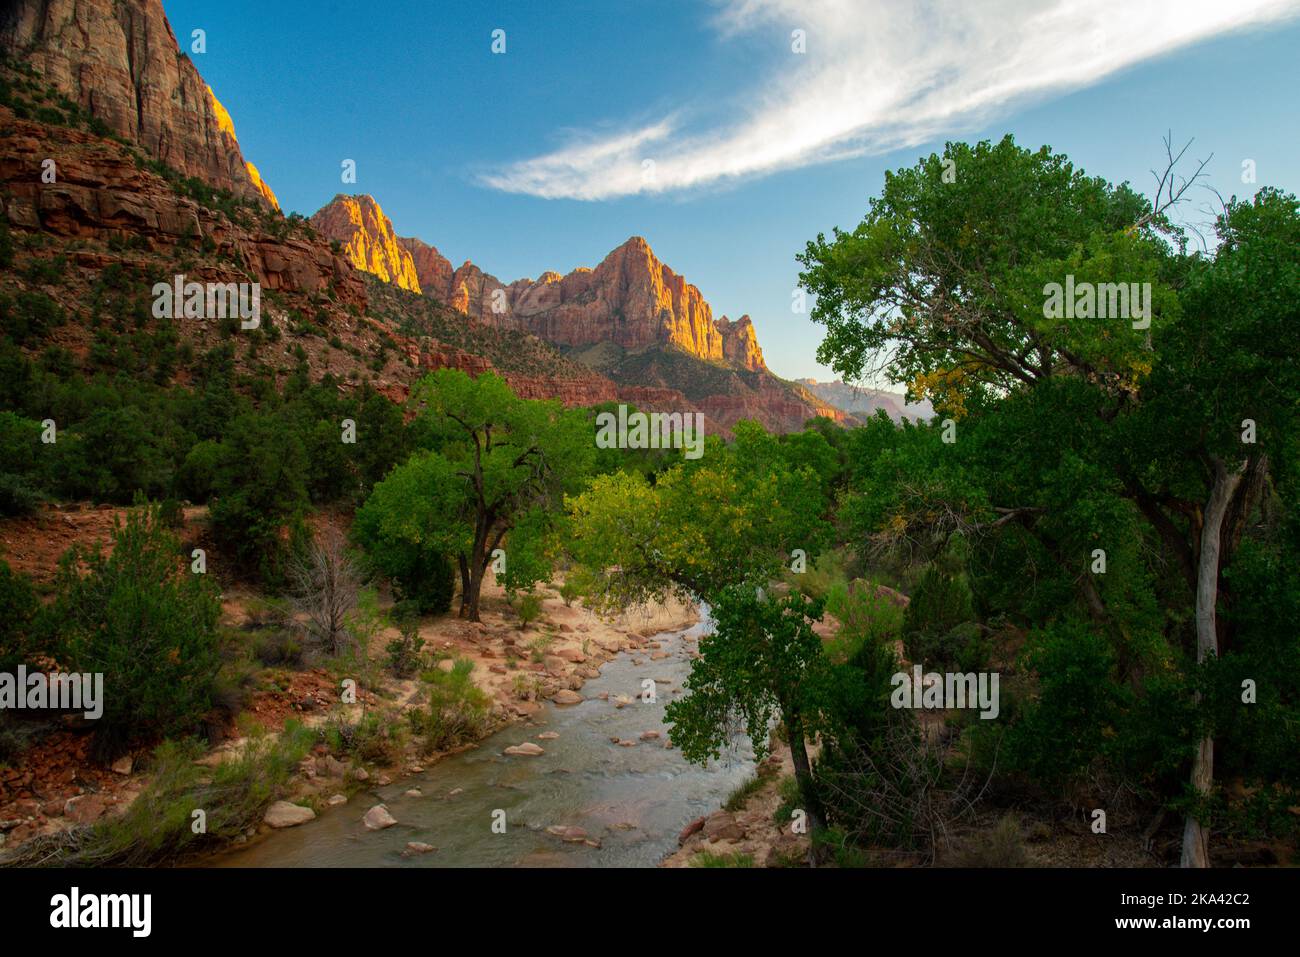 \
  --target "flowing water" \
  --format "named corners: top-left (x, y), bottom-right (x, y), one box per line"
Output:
top-left (216, 613), bottom-right (756, 867)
